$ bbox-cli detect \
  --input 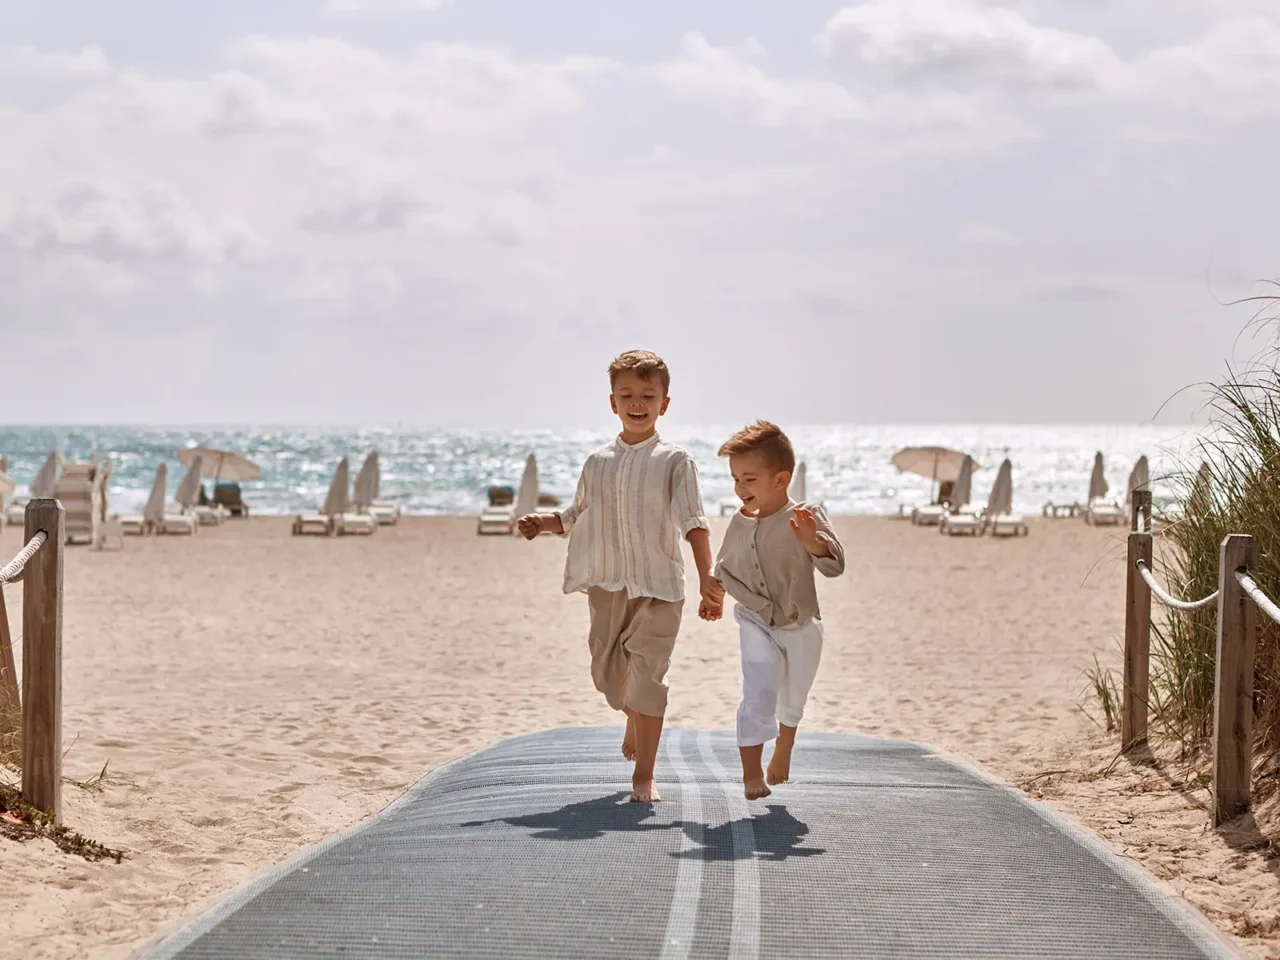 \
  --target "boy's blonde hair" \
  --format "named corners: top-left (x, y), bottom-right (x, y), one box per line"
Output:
top-left (718, 421), bottom-right (796, 475)
top-left (608, 349), bottom-right (670, 394)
